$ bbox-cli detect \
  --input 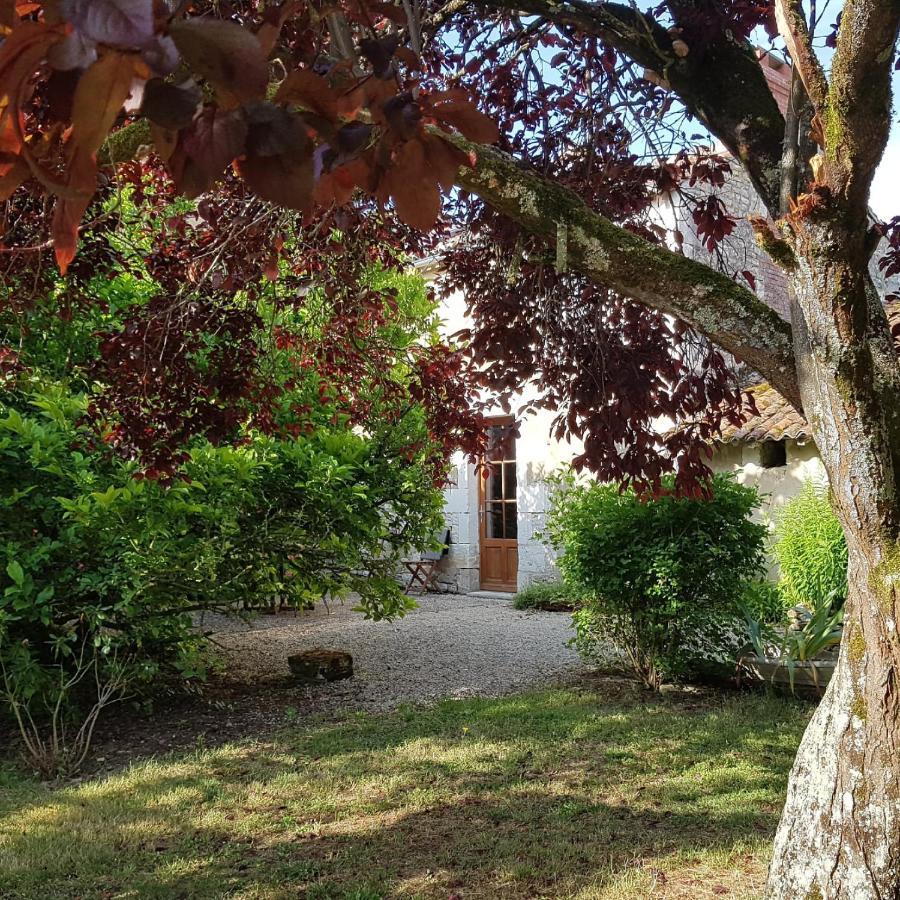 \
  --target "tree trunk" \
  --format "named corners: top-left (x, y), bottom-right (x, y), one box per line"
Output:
top-left (766, 558), bottom-right (900, 898)
top-left (765, 210), bottom-right (900, 898)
